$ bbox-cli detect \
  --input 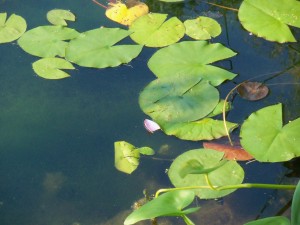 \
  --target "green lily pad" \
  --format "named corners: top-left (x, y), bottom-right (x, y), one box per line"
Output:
top-left (47, 9), bottom-right (75, 26)
top-left (124, 190), bottom-right (199, 225)
top-left (207, 100), bottom-right (232, 117)
top-left (240, 103), bottom-right (300, 162)
top-left (137, 147), bottom-right (155, 155)
top-left (65, 28), bottom-right (143, 68)
top-left (244, 216), bottom-right (290, 225)
top-left (292, 180), bottom-right (300, 225)
top-left (114, 141), bottom-right (140, 174)
top-left (129, 13), bottom-right (185, 47)
top-left (147, 41), bottom-right (237, 86)
top-left (139, 75), bottom-right (219, 124)
top-left (184, 16), bottom-right (221, 40)
top-left (18, 25), bottom-right (79, 57)
top-left (162, 118), bottom-right (238, 141)
top-left (168, 149), bottom-right (244, 199)
top-left (0, 13), bottom-right (27, 43)
top-left (32, 58), bottom-right (74, 79)
top-left (238, 0), bottom-right (300, 43)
